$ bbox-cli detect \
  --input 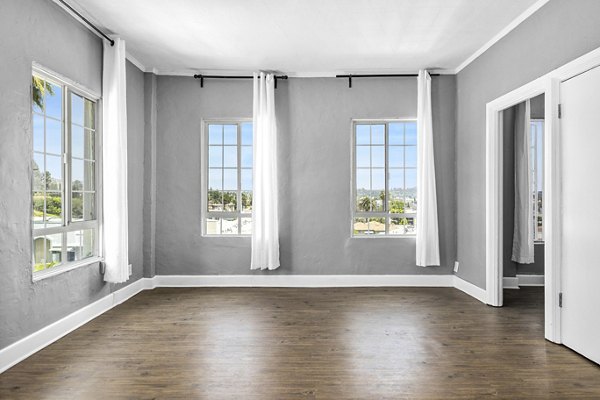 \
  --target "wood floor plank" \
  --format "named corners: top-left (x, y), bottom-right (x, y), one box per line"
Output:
top-left (1, 287), bottom-right (599, 399)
